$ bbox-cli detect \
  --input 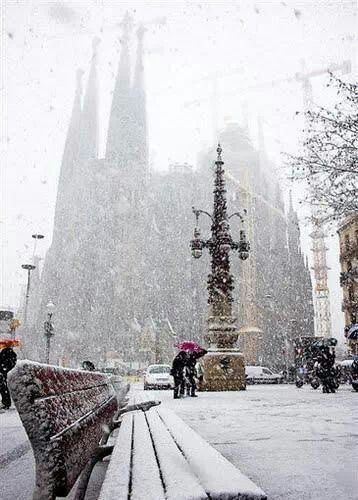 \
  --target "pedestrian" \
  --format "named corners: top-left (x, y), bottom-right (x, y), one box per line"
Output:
top-left (0, 347), bottom-right (17, 410)
top-left (82, 360), bottom-right (96, 371)
top-left (316, 346), bottom-right (336, 393)
top-left (170, 350), bottom-right (187, 399)
top-left (185, 349), bottom-right (207, 398)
